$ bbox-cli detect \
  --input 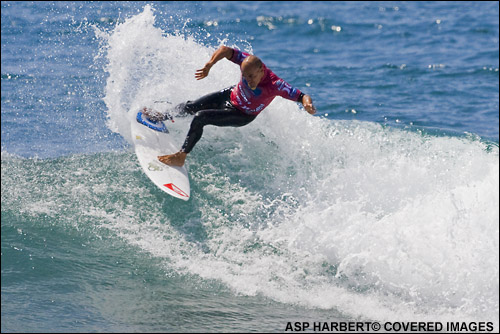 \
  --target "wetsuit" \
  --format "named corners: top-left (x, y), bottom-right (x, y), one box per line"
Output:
top-left (177, 86), bottom-right (253, 153)
top-left (177, 48), bottom-right (305, 154)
